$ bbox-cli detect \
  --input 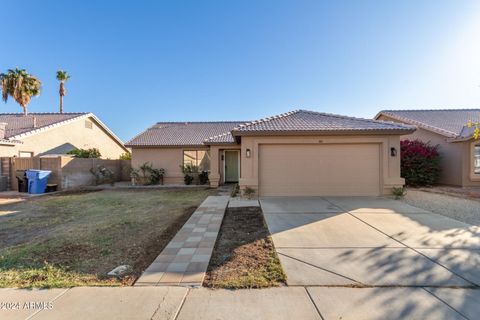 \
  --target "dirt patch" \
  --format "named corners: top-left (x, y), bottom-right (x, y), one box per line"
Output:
top-left (204, 207), bottom-right (286, 289)
top-left (44, 243), bottom-right (98, 265)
